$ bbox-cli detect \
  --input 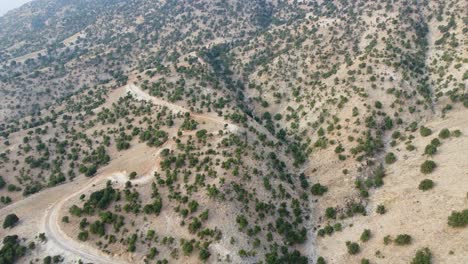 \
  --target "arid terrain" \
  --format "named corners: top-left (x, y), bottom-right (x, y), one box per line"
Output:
top-left (0, 0), bottom-right (467, 263)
